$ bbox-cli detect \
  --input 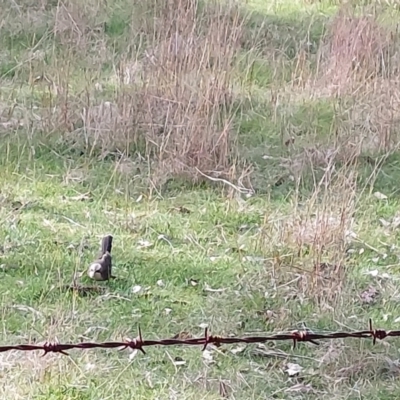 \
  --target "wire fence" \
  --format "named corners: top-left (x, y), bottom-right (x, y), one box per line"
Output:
top-left (0, 319), bottom-right (397, 357)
